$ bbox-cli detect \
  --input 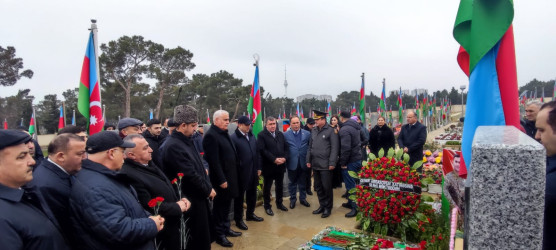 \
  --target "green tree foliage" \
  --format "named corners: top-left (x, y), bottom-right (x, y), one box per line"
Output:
top-left (99, 35), bottom-right (160, 117)
top-left (149, 46), bottom-right (195, 119)
top-left (36, 94), bottom-right (60, 134)
top-left (0, 89), bottom-right (34, 129)
top-left (0, 46), bottom-right (34, 86)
